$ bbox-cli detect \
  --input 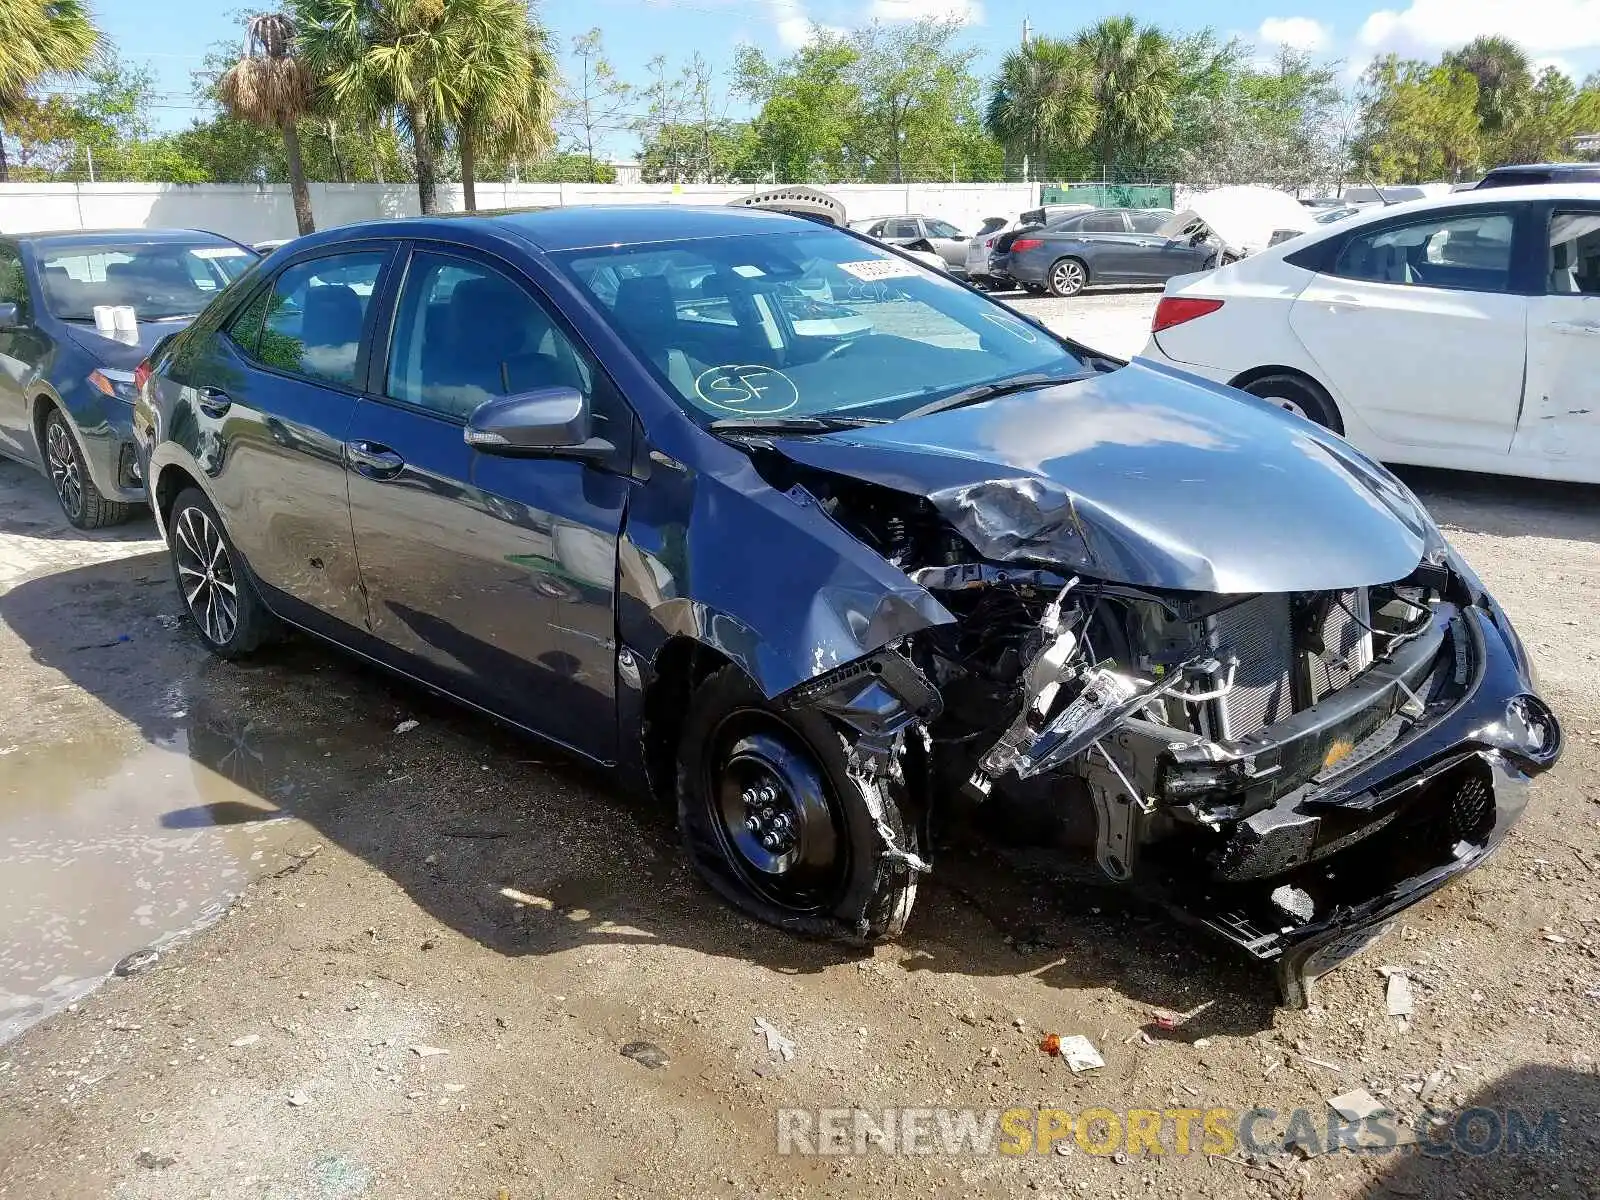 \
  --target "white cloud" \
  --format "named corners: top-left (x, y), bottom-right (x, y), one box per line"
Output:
top-left (1358, 0), bottom-right (1600, 58)
top-left (1534, 53), bottom-right (1577, 77)
top-left (868, 0), bottom-right (984, 25)
top-left (1257, 16), bottom-right (1331, 51)
top-left (768, 0), bottom-right (825, 48)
